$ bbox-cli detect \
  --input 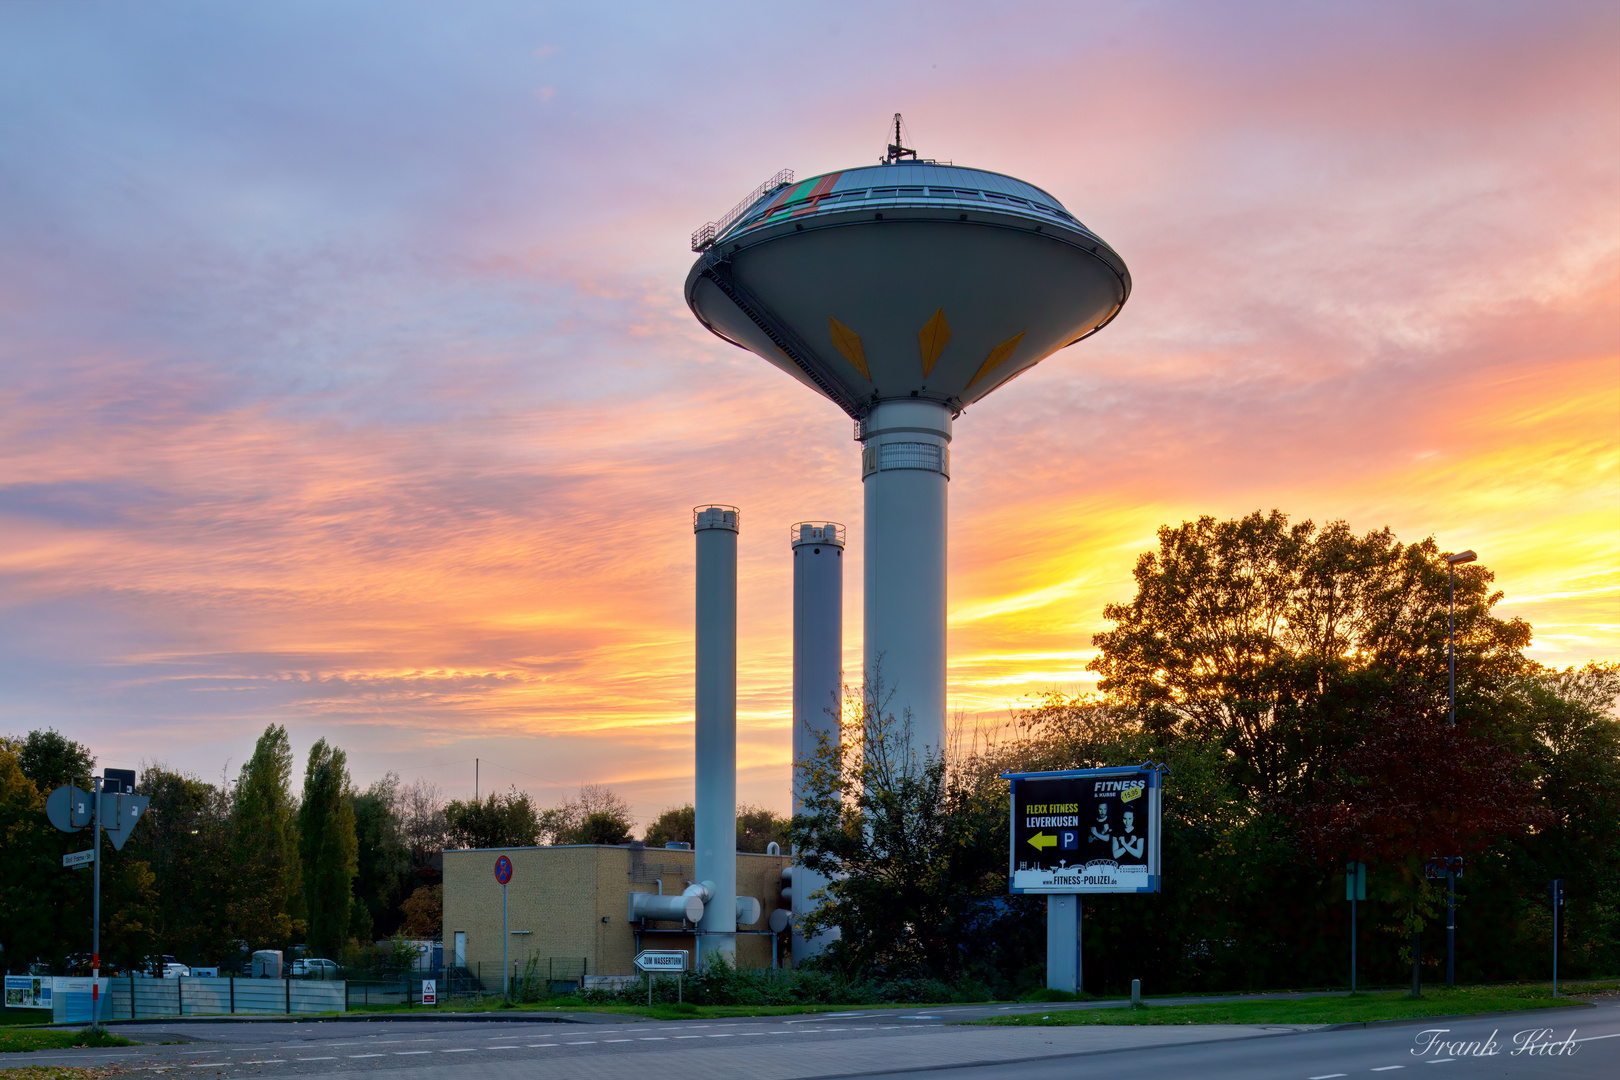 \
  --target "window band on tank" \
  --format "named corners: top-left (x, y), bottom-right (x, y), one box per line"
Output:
top-left (861, 442), bottom-right (949, 478)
